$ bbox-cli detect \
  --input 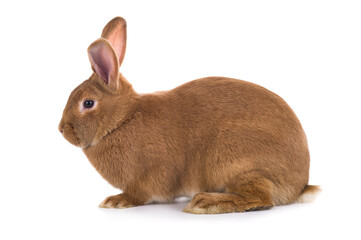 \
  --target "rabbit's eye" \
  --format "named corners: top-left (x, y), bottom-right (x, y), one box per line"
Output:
top-left (83, 100), bottom-right (94, 108)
